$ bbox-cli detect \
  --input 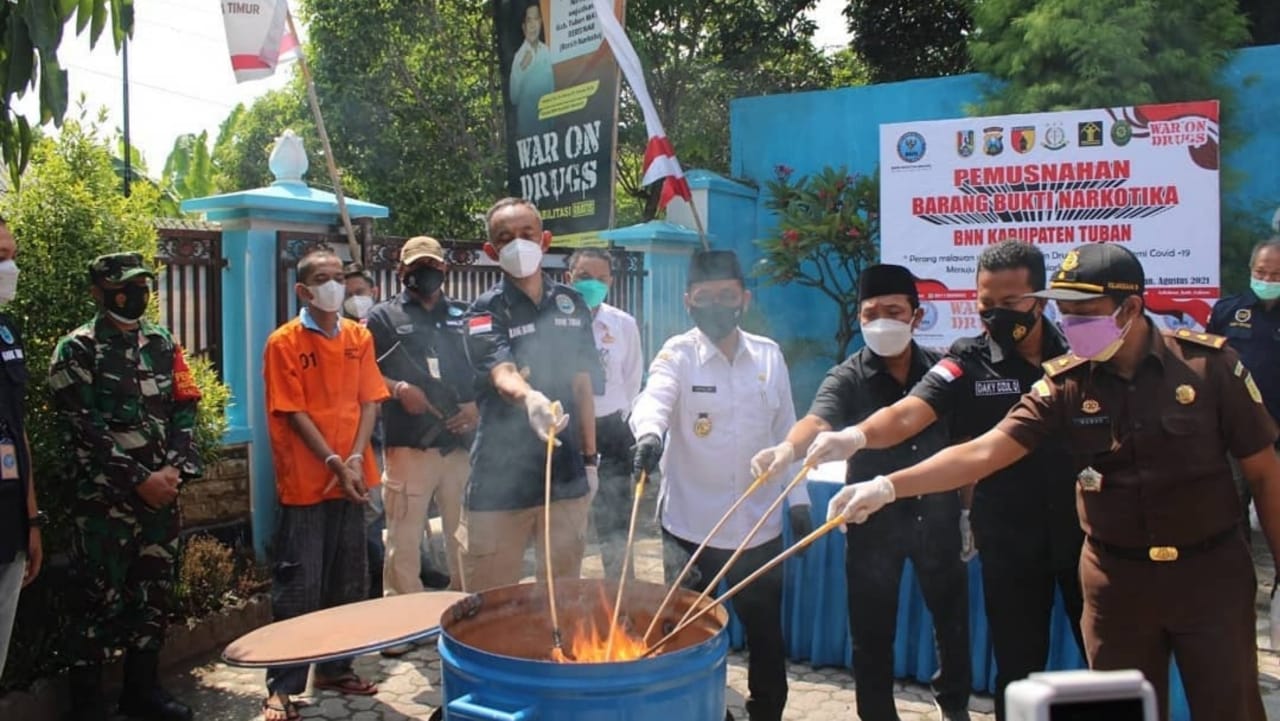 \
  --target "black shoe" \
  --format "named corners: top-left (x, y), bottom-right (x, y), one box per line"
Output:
top-left (119, 651), bottom-right (193, 721)
top-left (936, 701), bottom-right (972, 721)
top-left (421, 569), bottom-right (451, 590)
top-left (67, 665), bottom-right (108, 721)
